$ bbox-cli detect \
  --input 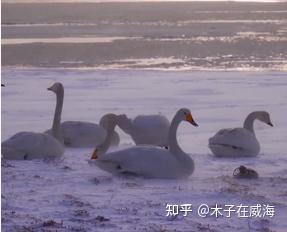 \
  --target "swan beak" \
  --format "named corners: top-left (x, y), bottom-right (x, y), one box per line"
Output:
top-left (91, 149), bottom-right (98, 160)
top-left (267, 122), bottom-right (273, 127)
top-left (47, 87), bottom-right (52, 91)
top-left (186, 113), bottom-right (198, 127)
